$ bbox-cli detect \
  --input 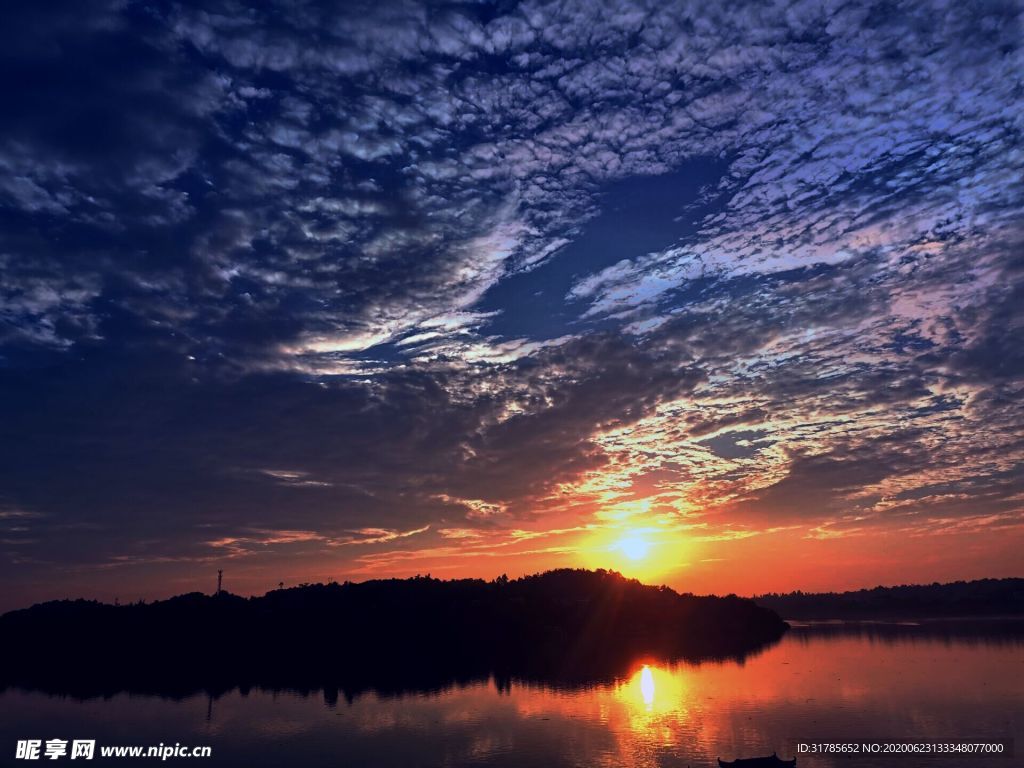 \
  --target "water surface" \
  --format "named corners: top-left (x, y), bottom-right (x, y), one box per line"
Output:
top-left (2, 621), bottom-right (1020, 767)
